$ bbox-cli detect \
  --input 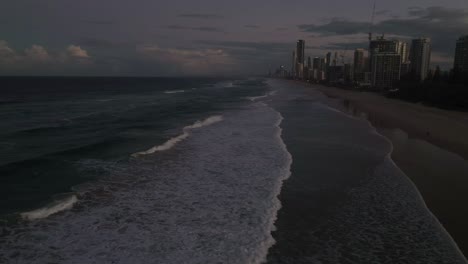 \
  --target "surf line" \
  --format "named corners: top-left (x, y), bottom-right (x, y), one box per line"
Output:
top-left (131, 115), bottom-right (223, 158)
